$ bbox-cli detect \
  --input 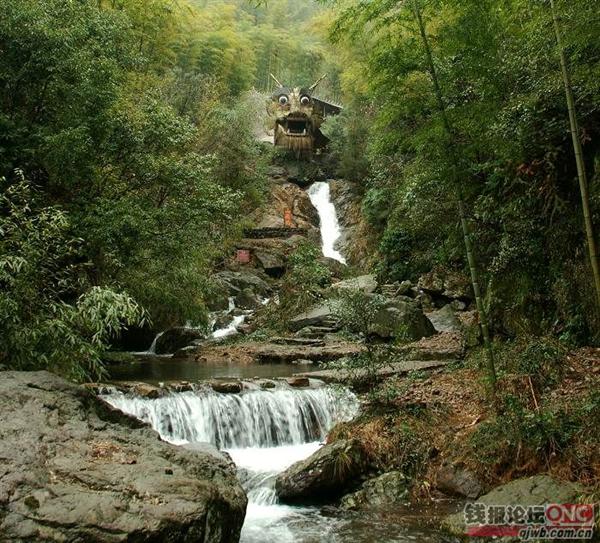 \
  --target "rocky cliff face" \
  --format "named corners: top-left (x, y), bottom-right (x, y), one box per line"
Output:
top-left (0, 371), bottom-right (247, 542)
top-left (329, 179), bottom-right (376, 269)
